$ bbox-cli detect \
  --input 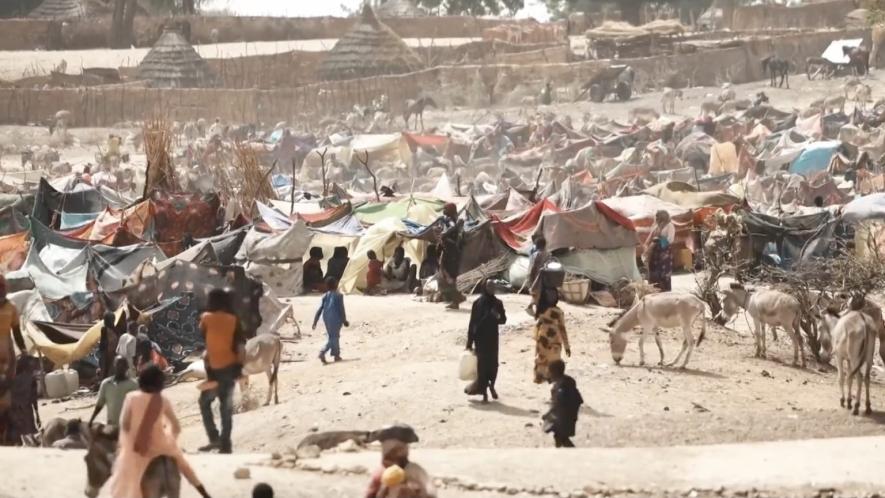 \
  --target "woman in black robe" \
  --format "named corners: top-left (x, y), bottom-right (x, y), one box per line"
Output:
top-left (465, 280), bottom-right (507, 403)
